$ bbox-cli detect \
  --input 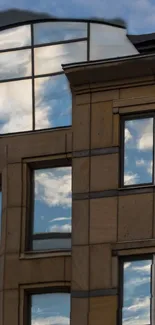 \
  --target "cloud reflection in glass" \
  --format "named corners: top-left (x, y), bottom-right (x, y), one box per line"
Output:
top-left (123, 259), bottom-right (152, 325)
top-left (34, 21), bottom-right (87, 44)
top-left (31, 293), bottom-right (70, 325)
top-left (33, 166), bottom-right (72, 250)
top-left (124, 117), bottom-right (153, 186)
top-left (35, 74), bottom-right (71, 130)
